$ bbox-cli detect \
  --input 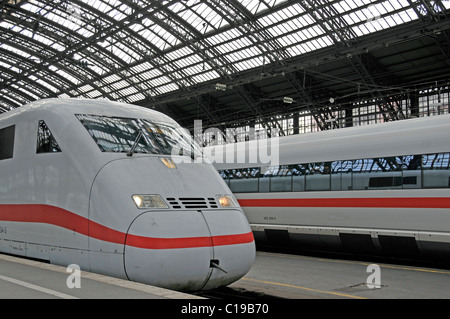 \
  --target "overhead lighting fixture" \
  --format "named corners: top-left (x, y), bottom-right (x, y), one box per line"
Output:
top-left (283, 97), bottom-right (293, 104)
top-left (215, 83), bottom-right (227, 91)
